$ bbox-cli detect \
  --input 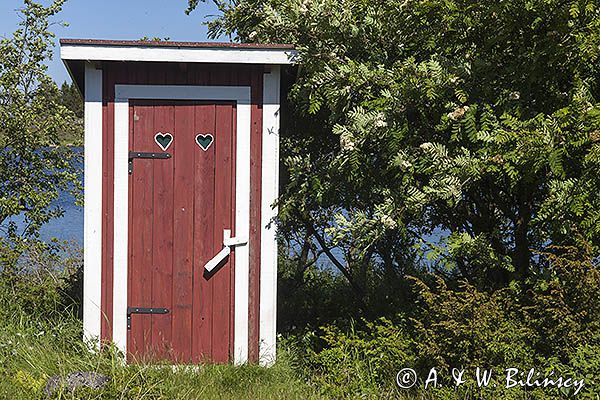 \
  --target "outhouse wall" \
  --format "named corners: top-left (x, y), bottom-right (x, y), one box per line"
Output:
top-left (97, 61), bottom-right (268, 363)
